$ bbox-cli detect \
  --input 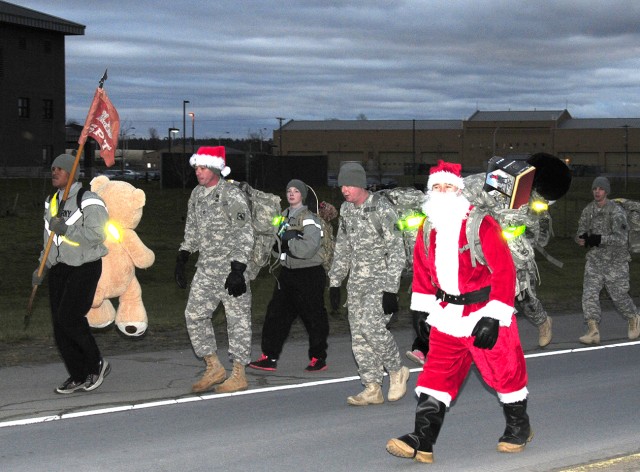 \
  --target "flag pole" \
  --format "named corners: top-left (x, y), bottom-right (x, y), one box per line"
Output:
top-left (25, 70), bottom-right (109, 328)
